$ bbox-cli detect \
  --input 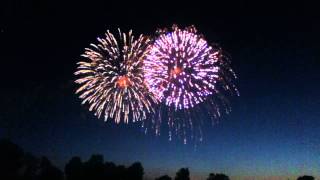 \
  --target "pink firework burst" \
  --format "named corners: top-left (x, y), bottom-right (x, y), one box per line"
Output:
top-left (143, 25), bottom-right (238, 143)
